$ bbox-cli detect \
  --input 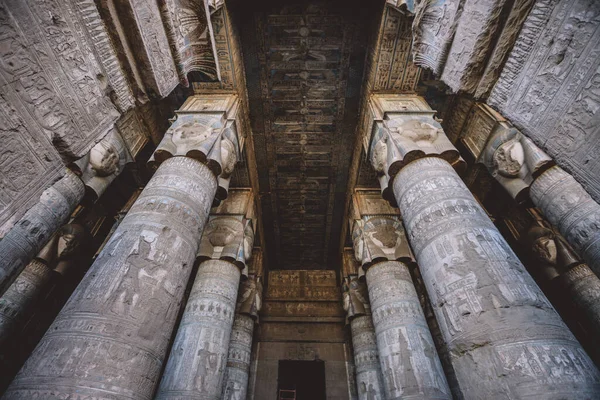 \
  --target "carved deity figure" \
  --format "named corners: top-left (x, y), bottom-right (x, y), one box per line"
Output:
top-left (525, 225), bottom-right (581, 281)
top-left (481, 128), bottom-right (553, 203)
top-left (194, 344), bottom-right (220, 391)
